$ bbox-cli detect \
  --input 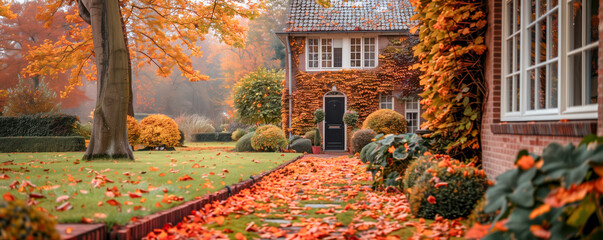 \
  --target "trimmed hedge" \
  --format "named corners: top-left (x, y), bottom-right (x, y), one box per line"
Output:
top-left (0, 136), bottom-right (86, 152)
top-left (191, 132), bottom-right (234, 142)
top-left (0, 114), bottom-right (78, 137)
